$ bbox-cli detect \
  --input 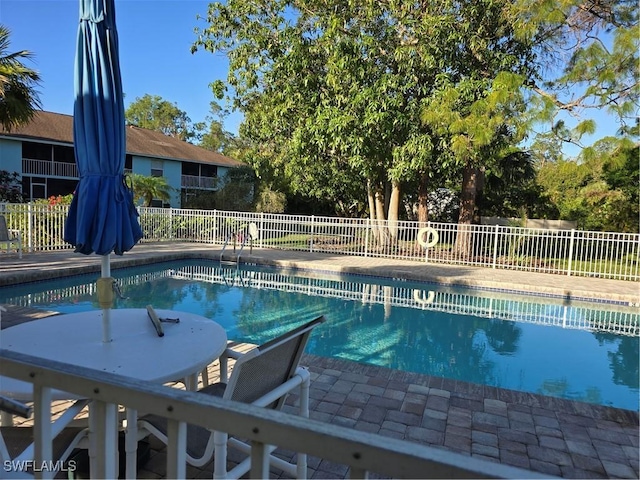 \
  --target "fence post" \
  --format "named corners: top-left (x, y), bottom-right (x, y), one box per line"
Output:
top-left (364, 219), bottom-right (370, 258)
top-left (309, 215), bottom-right (315, 253)
top-left (169, 208), bottom-right (174, 240)
top-left (492, 224), bottom-right (499, 269)
top-left (212, 210), bottom-right (218, 244)
top-left (424, 221), bottom-right (431, 264)
top-left (567, 229), bottom-right (575, 277)
top-left (28, 202), bottom-right (33, 252)
top-left (260, 212), bottom-right (264, 249)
